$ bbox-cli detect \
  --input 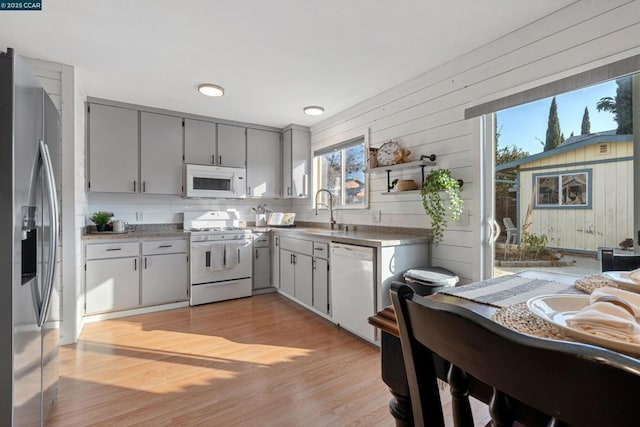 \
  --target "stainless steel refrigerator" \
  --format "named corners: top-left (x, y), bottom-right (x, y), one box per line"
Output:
top-left (0, 48), bottom-right (61, 426)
